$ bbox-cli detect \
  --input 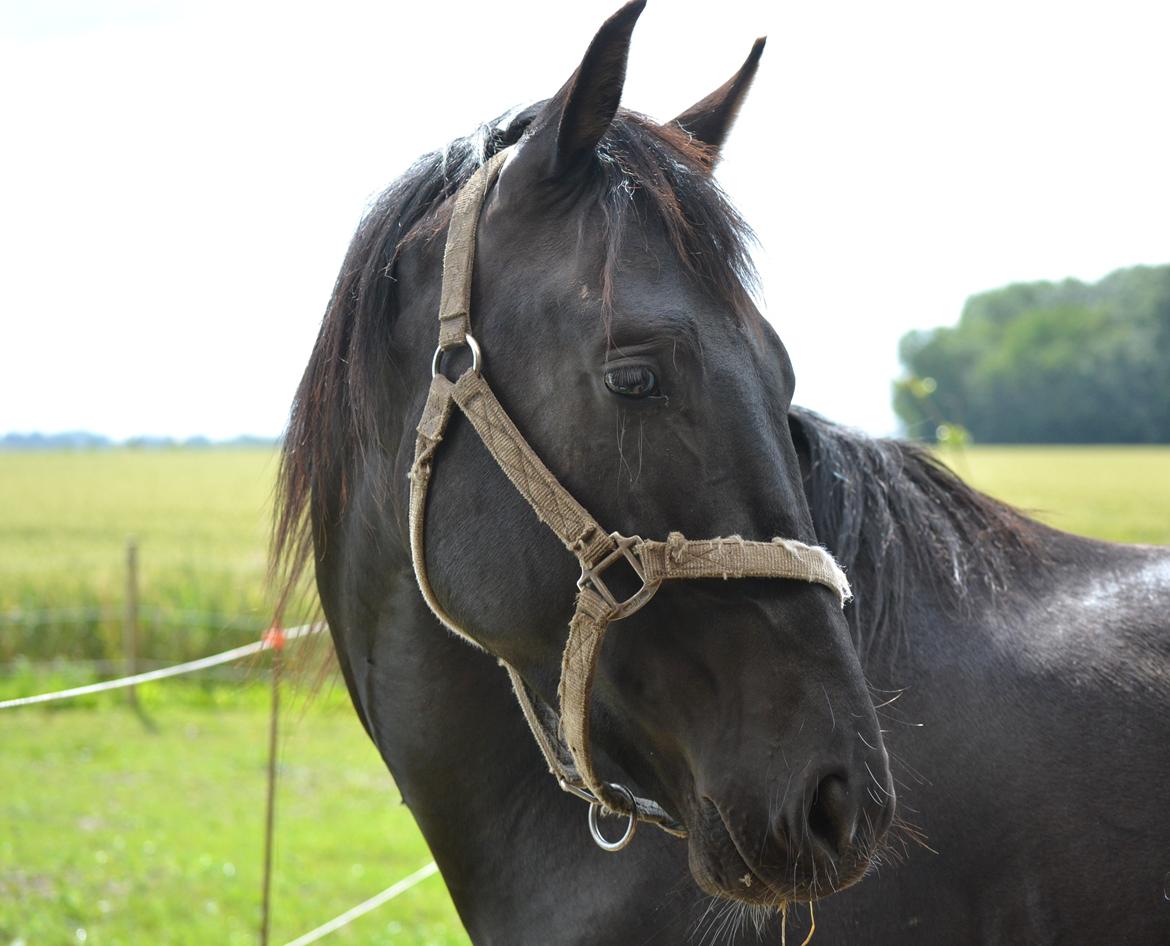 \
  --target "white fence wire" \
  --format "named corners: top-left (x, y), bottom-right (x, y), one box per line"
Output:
top-left (281, 863), bottom-right (441, 946)
top-left (0, 623), bottom-right (322, 710)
